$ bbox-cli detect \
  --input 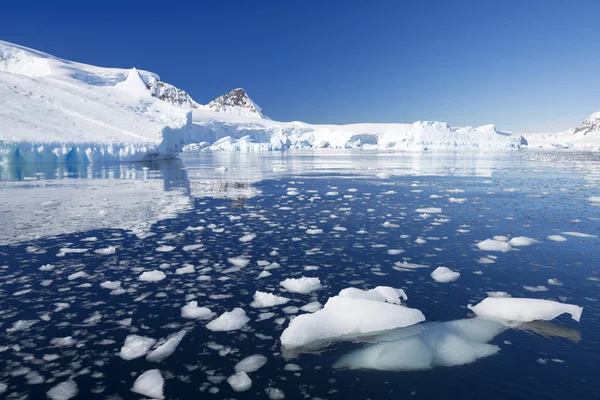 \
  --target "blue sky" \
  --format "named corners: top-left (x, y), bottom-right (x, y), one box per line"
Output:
top-left (2, 0), bottom-right (599, 132)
